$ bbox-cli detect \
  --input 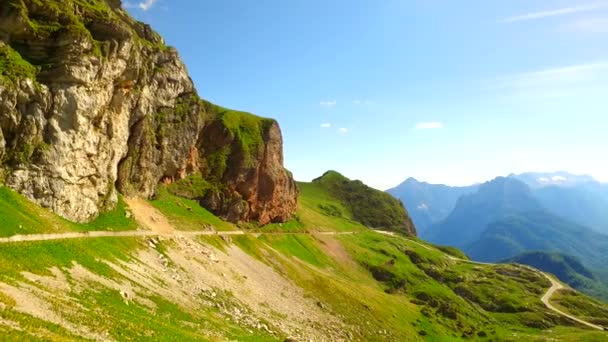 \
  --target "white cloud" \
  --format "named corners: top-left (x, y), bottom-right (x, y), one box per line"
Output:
top-left (537, 177), bottom-right (550, 183)
top-left (499, 2), bottom-right (608, 23)
top-left (415, 122), bottom-right (444, 130)
top-left (338, 127), bottom-right (348, 134)
top-left (124, 0), bottom-right (159, 11)
top-left (320, 100), bottom-right (337, 107)
top-left (320, 123), bottom-right (331, 128)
